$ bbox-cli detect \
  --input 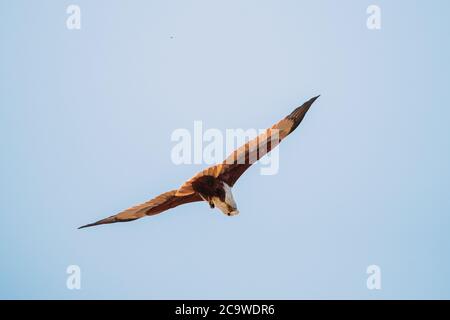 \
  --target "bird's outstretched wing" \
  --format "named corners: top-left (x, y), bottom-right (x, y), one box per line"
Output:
top-left (176, 95), bottom-right (319, 195)
top-left (79, 190), bottom-right (202, 228)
